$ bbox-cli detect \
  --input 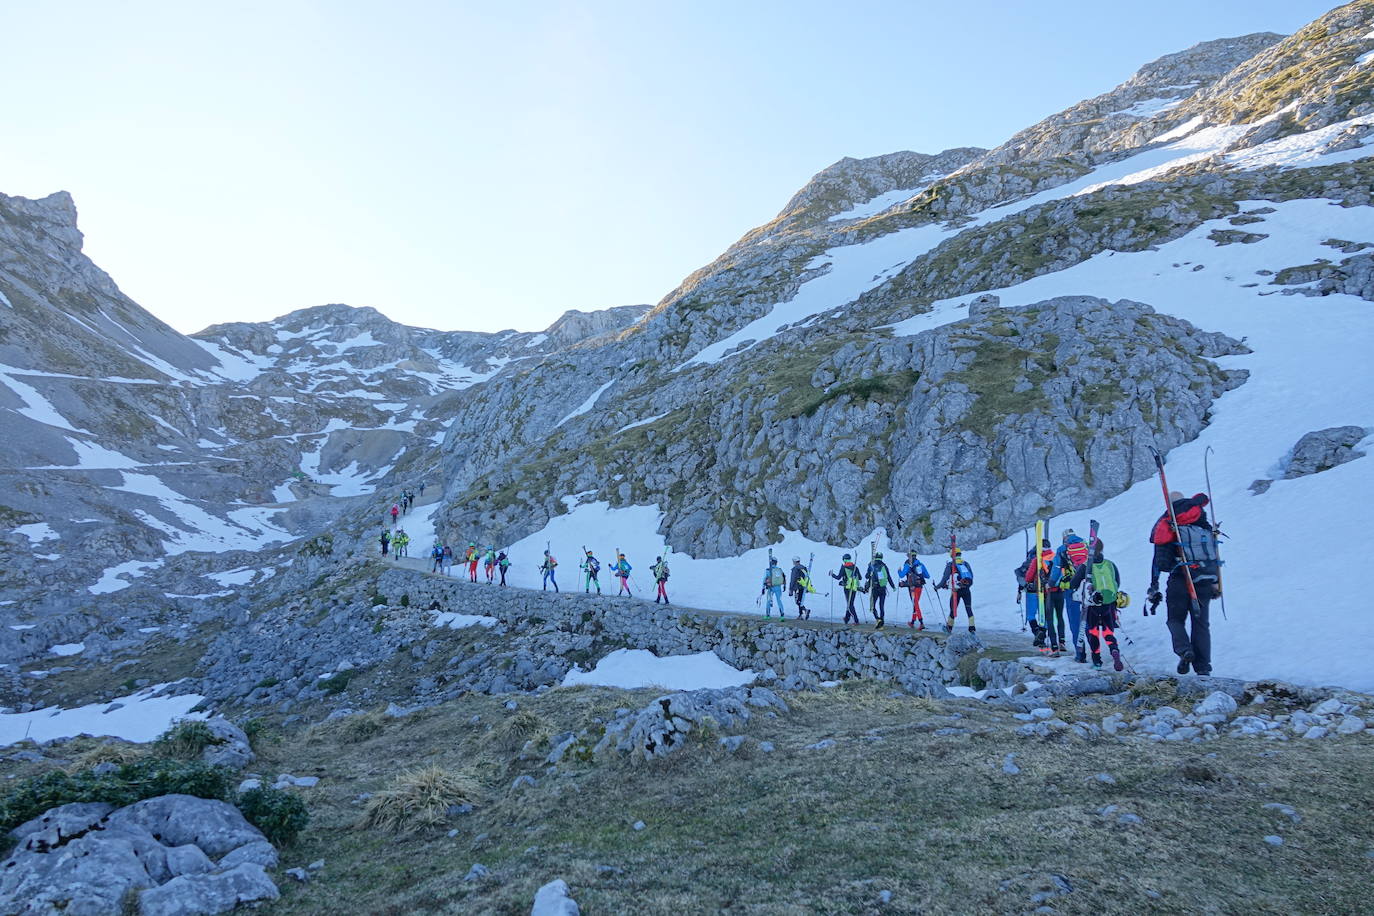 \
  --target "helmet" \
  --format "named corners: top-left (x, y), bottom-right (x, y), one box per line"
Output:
top-left (792, 556), bottom-right (800, 563)
top-left (1062, 528), bottom-right (1075, 541)
top-left (842, 553), bottom-right (851, 561)
top-left (875, 551), bottom-right (883, 559)
top-left (656, 556), bottom-right (662, 562)
top-left (952, 548), bottom-right (962, 558)
top-left (1115, 590), bottom-right (1131, 609)
top-left (908, 549), bottom-right (917, 556)
top-left (585, 550), bottom-right (593, 555)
